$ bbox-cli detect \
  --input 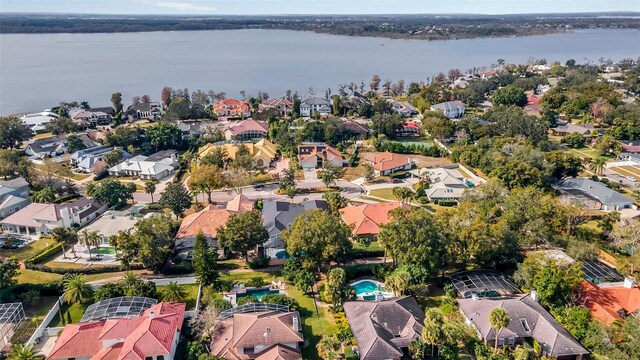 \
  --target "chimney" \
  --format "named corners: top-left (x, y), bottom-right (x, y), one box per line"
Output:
top-left (530, 291), bottom-right (539, 302)
top-left (623, 276), bottom-right (637, 289)
top-left (293, 316), bottom-right (299, 331)
top-left (149, 311), bottom-right (155, 319)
